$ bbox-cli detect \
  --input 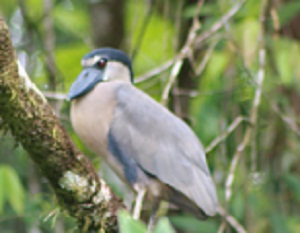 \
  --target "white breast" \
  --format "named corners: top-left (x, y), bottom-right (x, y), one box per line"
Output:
top-left (70, 82), bottom-right (118, 158)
